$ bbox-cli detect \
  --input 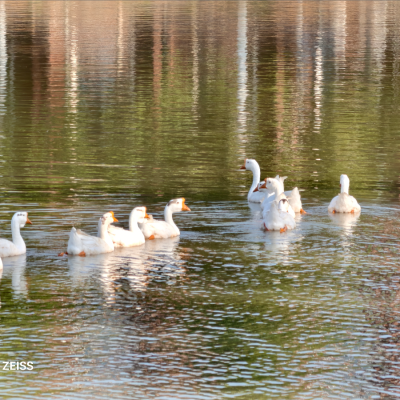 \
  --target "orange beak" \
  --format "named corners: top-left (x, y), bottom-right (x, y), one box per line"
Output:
top-left (260, 181), bottom-right (267, 189)
top-left (240, 158), bottom-right (247, 170)
top-left (182, 198), bottom-right (191, 211)
top-left (109, 211), bottom-right (118, 223)
top-left (253, 186), bottom-right (259, 192)
top-left (26, 217), bottom-right (32, 225)
top-left (145, 213), bottom-right (150, 218)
